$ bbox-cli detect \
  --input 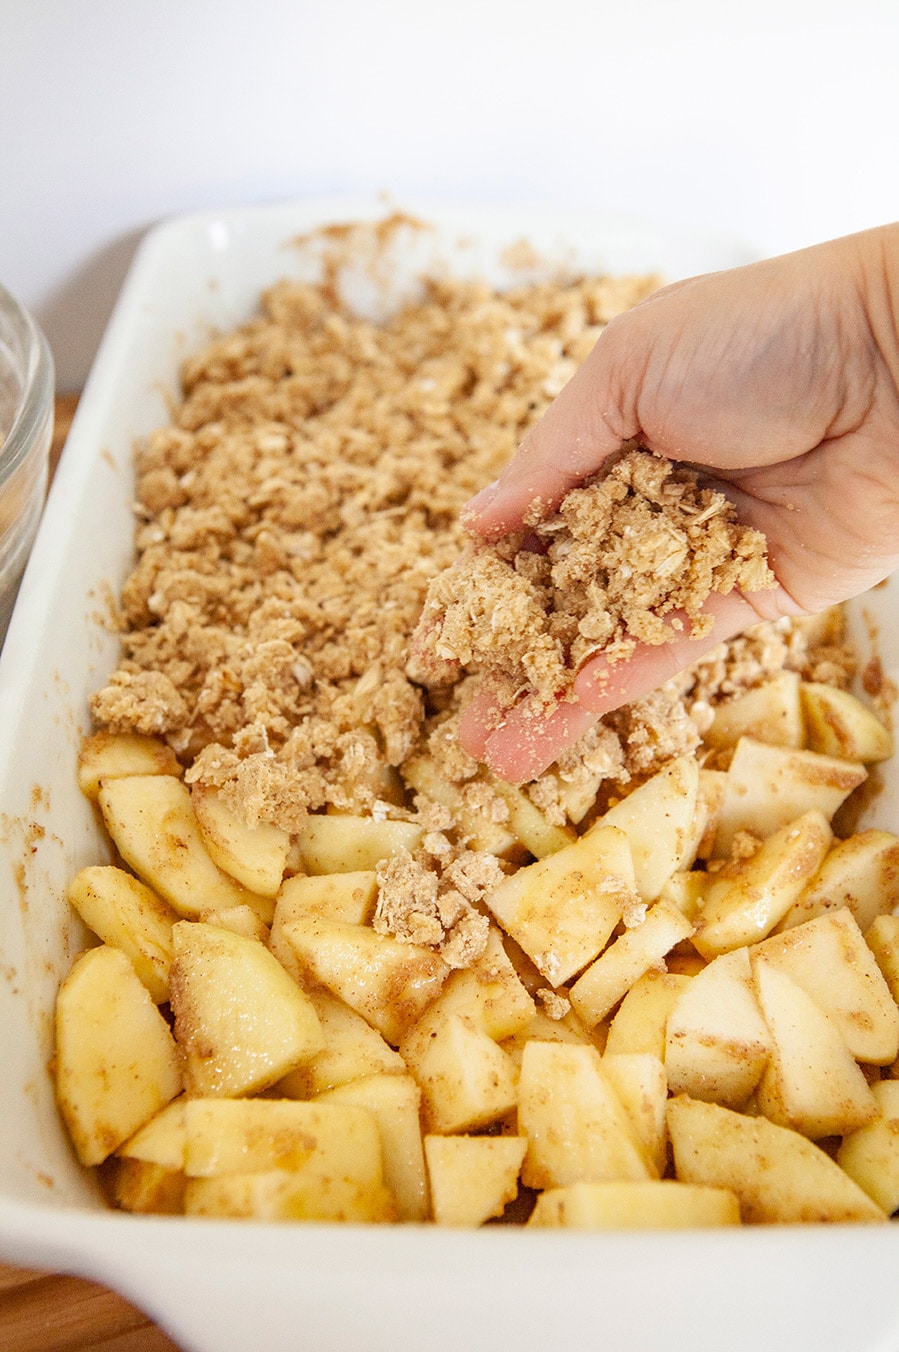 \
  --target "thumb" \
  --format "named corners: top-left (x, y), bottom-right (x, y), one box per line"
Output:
top-left (462, 323), bottom-right (639, 538)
